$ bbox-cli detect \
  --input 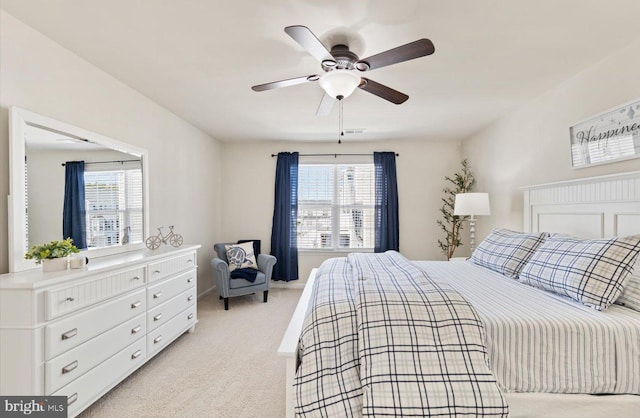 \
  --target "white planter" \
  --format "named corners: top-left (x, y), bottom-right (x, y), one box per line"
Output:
top-left (42, 257), bottom-right (68, 272)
